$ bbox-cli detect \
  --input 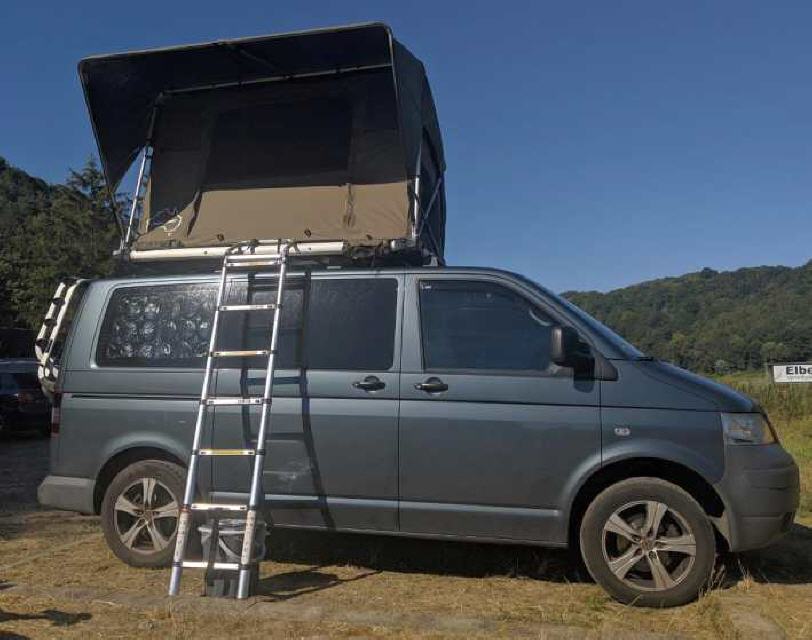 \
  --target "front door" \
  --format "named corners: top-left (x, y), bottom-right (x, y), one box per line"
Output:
top-left (398, 274), bottom-right (601, 543)
top-left (210, 272), bottom-right (402, 532)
